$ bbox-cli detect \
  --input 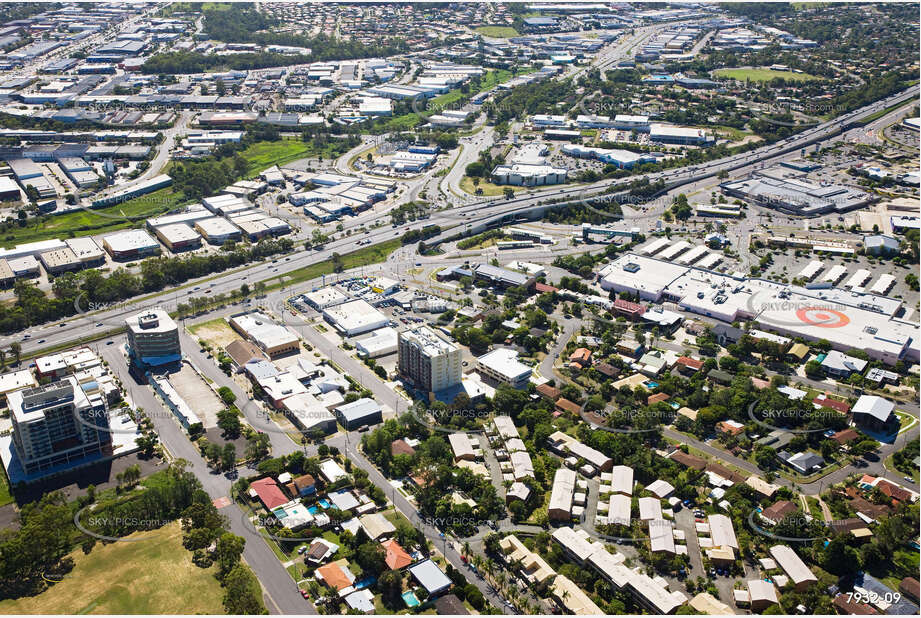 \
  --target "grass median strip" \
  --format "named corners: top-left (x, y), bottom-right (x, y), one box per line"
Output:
top-left (262, 239), bottom-right (402, 291)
